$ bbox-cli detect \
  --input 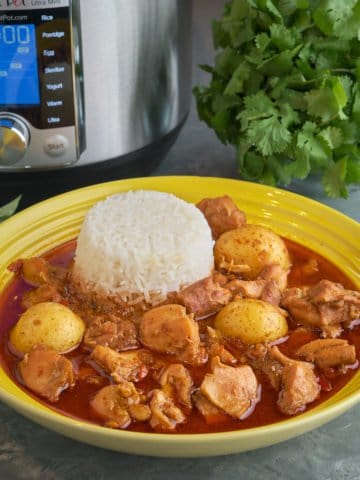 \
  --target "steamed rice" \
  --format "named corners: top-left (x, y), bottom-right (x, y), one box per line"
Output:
top-left (72, 190), bottom-right (214, 304)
